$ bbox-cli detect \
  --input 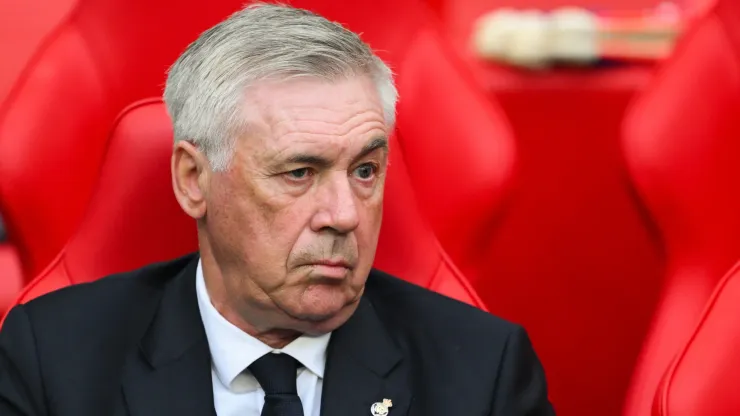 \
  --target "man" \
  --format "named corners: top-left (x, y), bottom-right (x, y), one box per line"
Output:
top-left (0, 3), bottom-right (554, 415)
